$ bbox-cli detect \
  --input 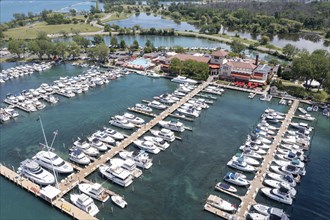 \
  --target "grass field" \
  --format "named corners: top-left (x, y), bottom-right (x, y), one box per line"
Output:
top-left (4, 22), bottom-right (101, 39)
top-left (101, 12), bottom-right (133, 23)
